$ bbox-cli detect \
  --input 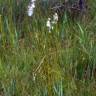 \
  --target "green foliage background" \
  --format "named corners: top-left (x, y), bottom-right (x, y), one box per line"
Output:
top-left (0, 0), bottom-right (96, 96)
